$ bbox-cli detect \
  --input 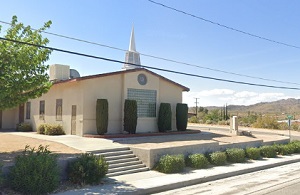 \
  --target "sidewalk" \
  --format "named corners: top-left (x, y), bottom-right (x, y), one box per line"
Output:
top-left (55, 154), bottom-right (300, 195)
